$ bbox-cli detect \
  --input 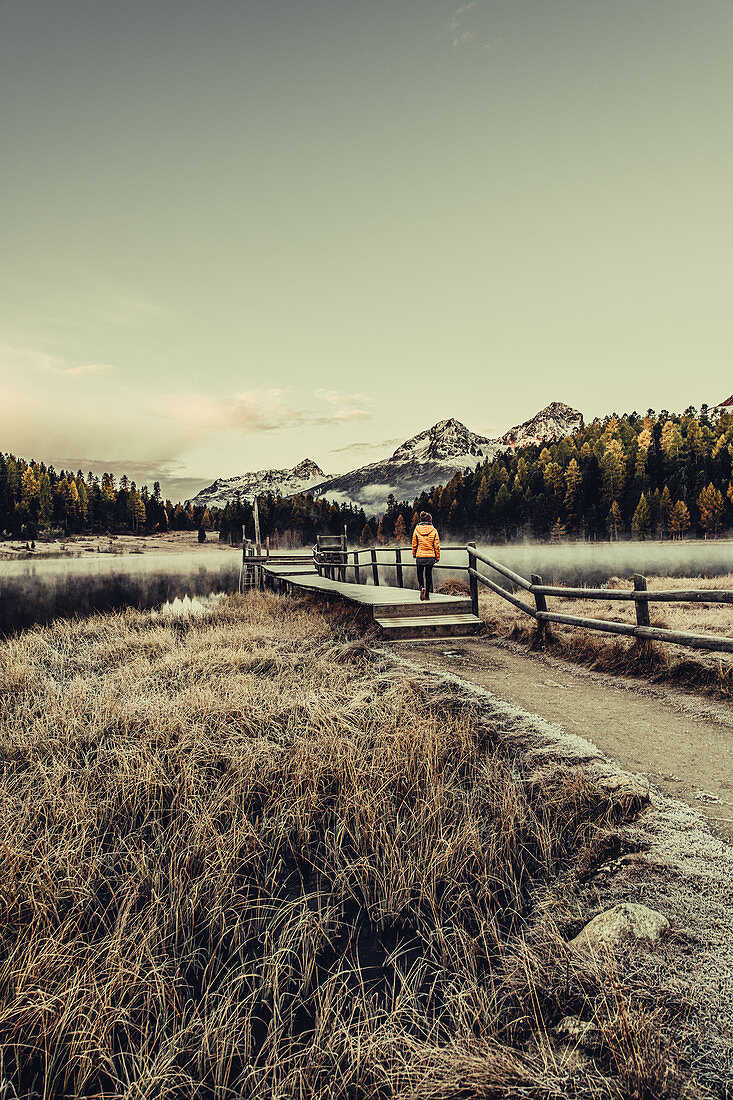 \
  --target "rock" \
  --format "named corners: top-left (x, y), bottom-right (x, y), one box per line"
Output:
top-left (570, 903), bottom-right (669, 950)
top-left (597, 773), bottom-right (650, 813)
